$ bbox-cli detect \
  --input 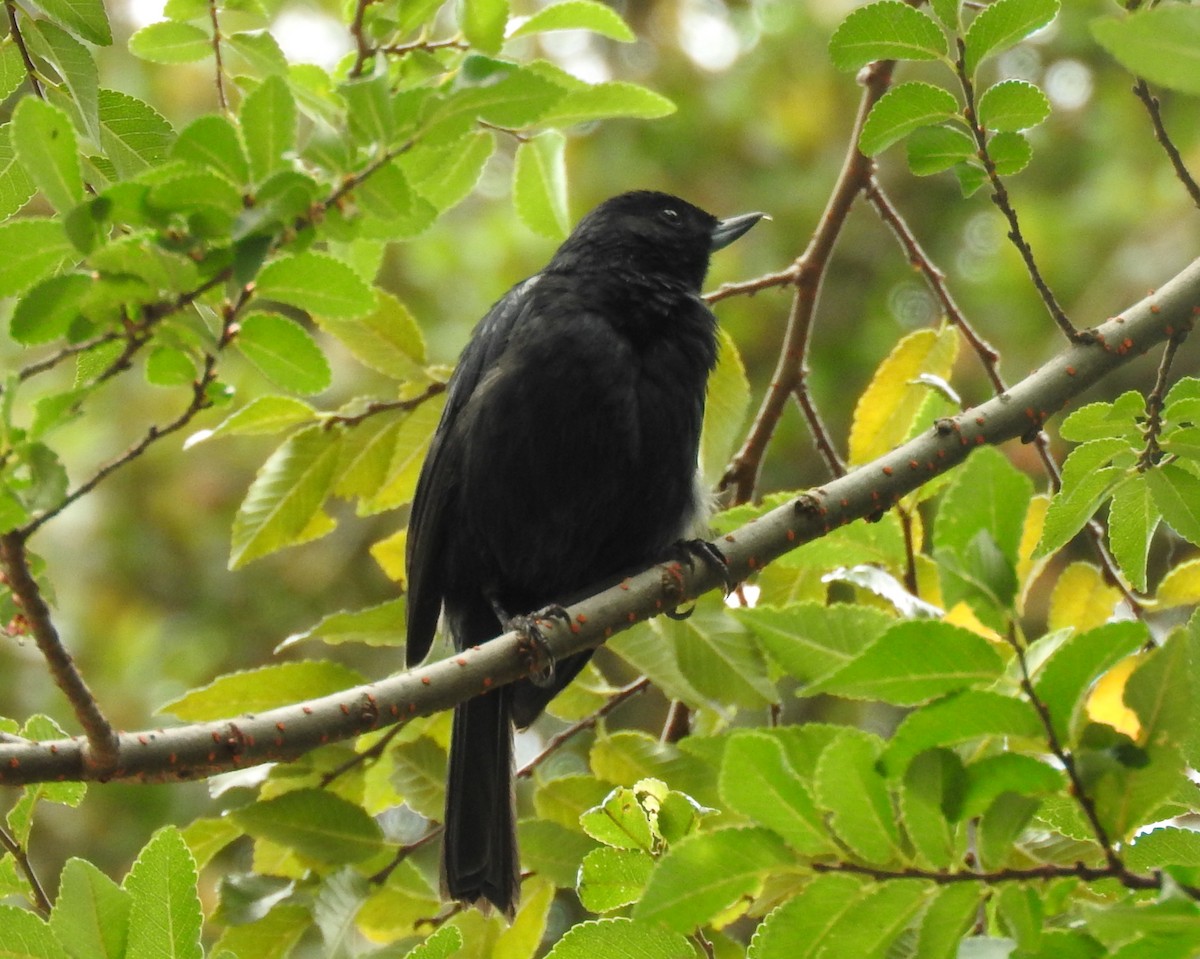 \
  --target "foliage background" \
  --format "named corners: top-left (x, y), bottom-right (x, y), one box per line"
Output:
top-left (2, 0), bottom-right (1200, 954)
